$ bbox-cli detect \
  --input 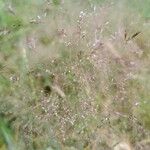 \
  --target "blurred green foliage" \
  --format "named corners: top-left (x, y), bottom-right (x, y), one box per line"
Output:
top-left (0, 116), bottom-right (15, 150)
